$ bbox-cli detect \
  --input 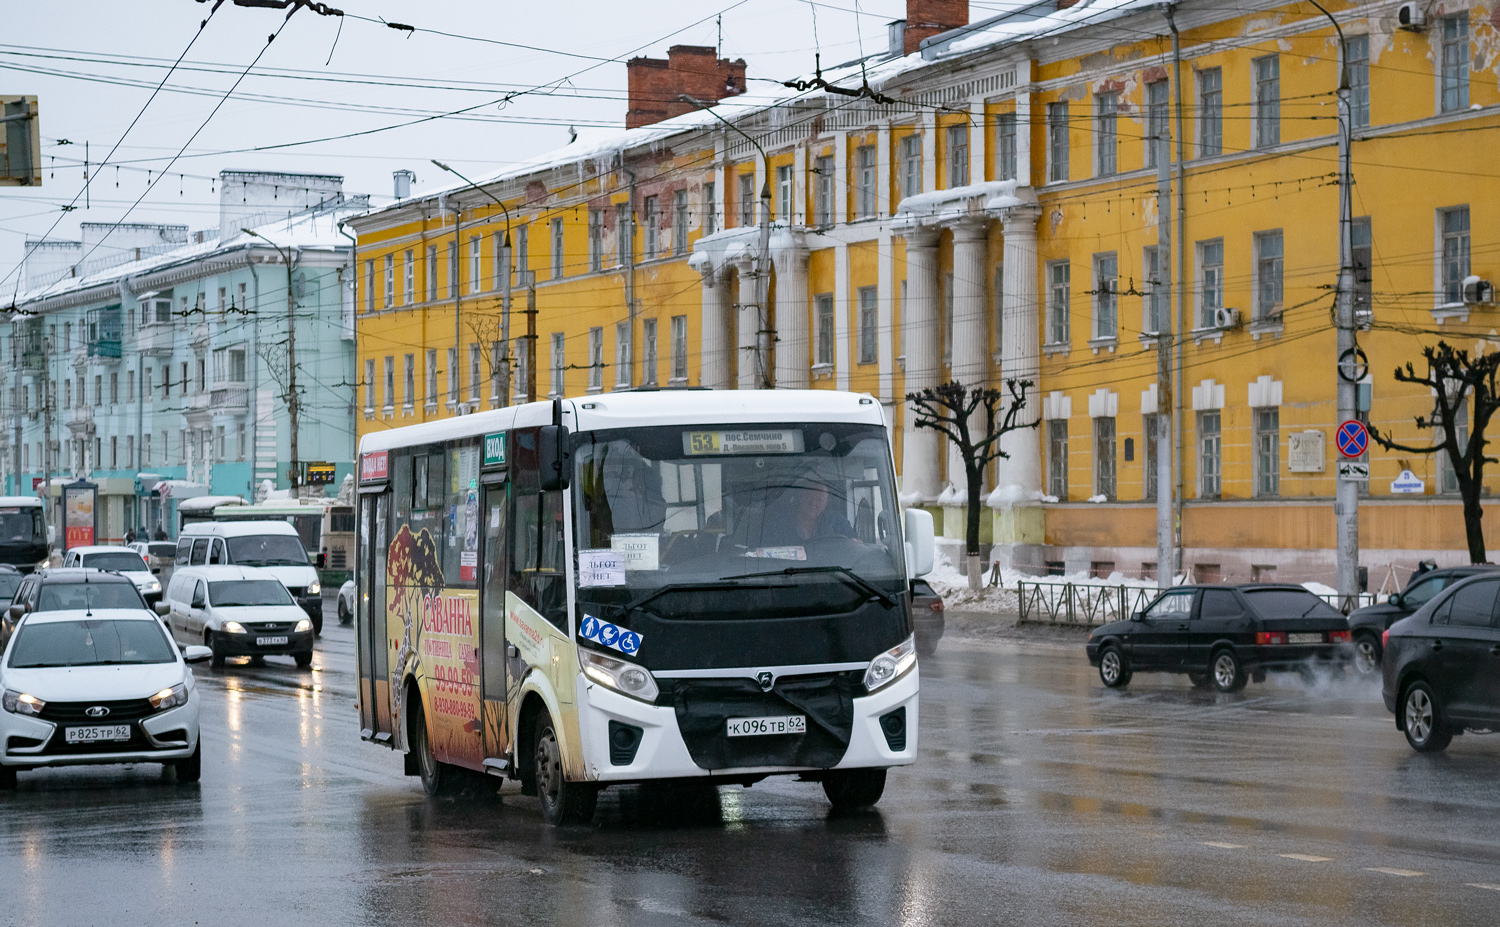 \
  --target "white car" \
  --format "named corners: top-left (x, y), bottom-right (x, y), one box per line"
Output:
top-left (62, 545), bottom-right (163, 604)
top-left (0, 607), bottom-right (211, 788)
top-left (337, 579), bottom-right (355, 626)
top-left (165, 565), bottom-right (316, 669)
